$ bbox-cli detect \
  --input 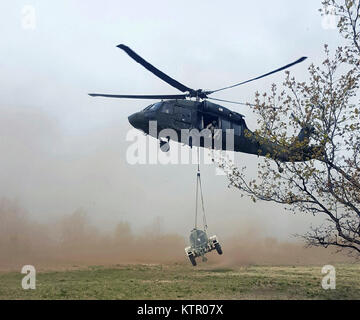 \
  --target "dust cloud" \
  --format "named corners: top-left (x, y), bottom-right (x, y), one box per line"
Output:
top-left (0, 198), bottom-right (185, 270)
top-left (0, 106), bottom-right (354, 271)
top-left (0, 198), bottom-right (352, 271)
